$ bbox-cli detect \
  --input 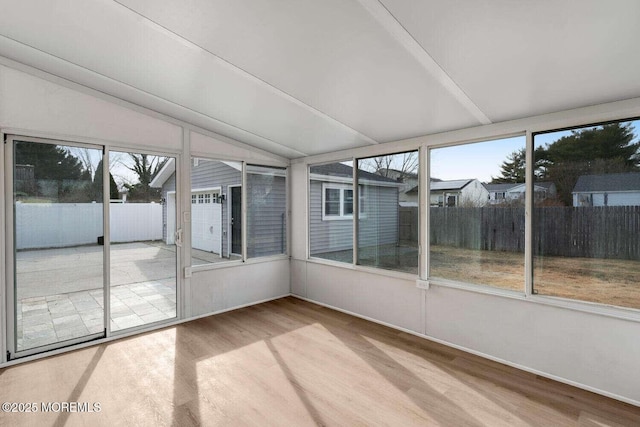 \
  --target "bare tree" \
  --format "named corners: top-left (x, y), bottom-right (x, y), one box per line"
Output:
top-left (360, 152), bottom-right (418, 178)
top-left (123, 153), bottom-right (167, 202)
